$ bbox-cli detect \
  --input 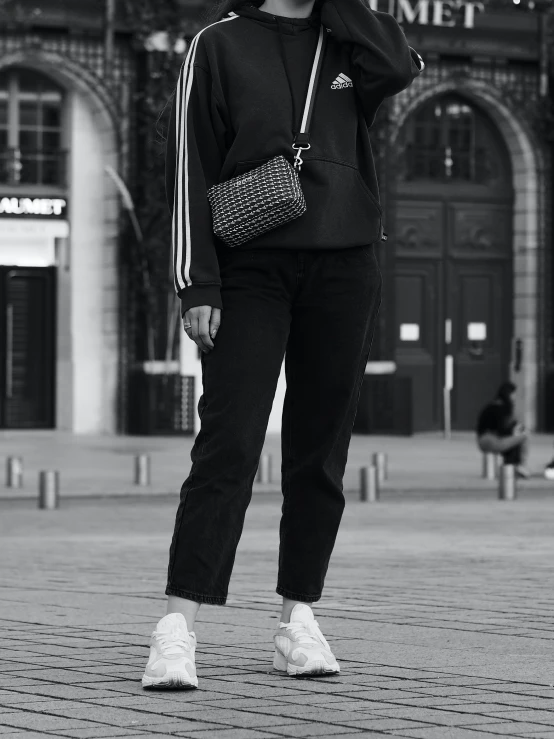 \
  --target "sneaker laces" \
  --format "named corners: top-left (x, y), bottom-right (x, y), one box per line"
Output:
top-left (286, 619), bottom-right (330, 650)
top-left (154, 629), bottom-right (192, 657)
